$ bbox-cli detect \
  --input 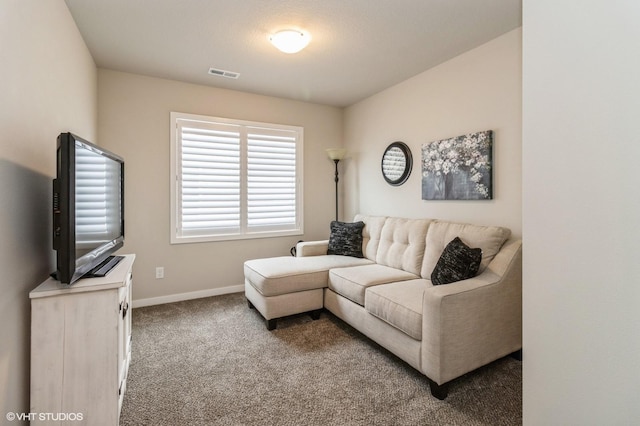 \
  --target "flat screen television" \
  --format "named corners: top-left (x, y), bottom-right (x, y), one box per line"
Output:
top-left (52, 132), bottom-right (125, 284)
